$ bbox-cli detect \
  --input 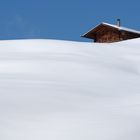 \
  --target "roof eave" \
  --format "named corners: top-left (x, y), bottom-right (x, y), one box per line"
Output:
top-left (81, 23), bottom-right (105, 39)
